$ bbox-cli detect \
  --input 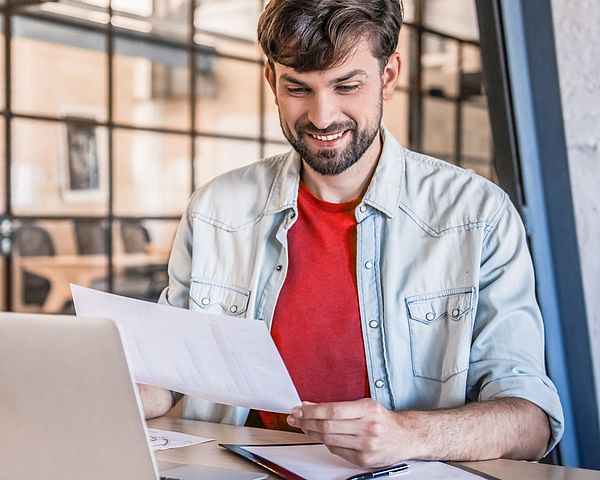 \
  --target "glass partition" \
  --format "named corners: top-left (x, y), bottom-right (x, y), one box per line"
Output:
top-left (11, 16), bottom-right (107, 120)
top-left (114, 37), bottom-right (190, 130)
top-left (194, 137), bottom-right (260, 187)
top-left (195, 55), bottom-right (261, 137)
top-left (0, 0), bottom-right (495, 310)
top-left (11, 118), bottom-right (109, 216)
top-left (11, 218), bottom-right (108, 314)
top-left (111, 218), bottom-right (177, 301)
top-left (113, 129), bottom-right (191, 216)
